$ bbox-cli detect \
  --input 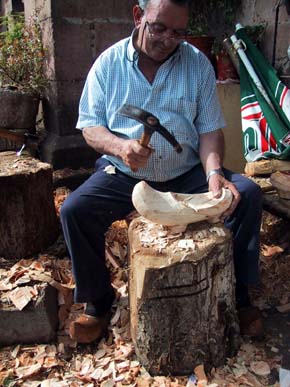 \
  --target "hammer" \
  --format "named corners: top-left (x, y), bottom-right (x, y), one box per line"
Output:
top-left (118, 104), bottom-right (183, 153)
